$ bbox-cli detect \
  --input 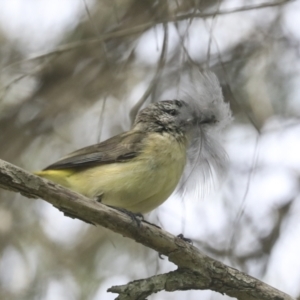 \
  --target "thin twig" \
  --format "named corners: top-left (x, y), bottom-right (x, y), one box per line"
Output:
top-left (176, 0), bottom-right (291, 21)
top-left (0, 0), bottom-right (291, 72)
top-left (129, 23), bottom-right (169, 123)
top-left (82, 0), bottom-right (109, 59)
